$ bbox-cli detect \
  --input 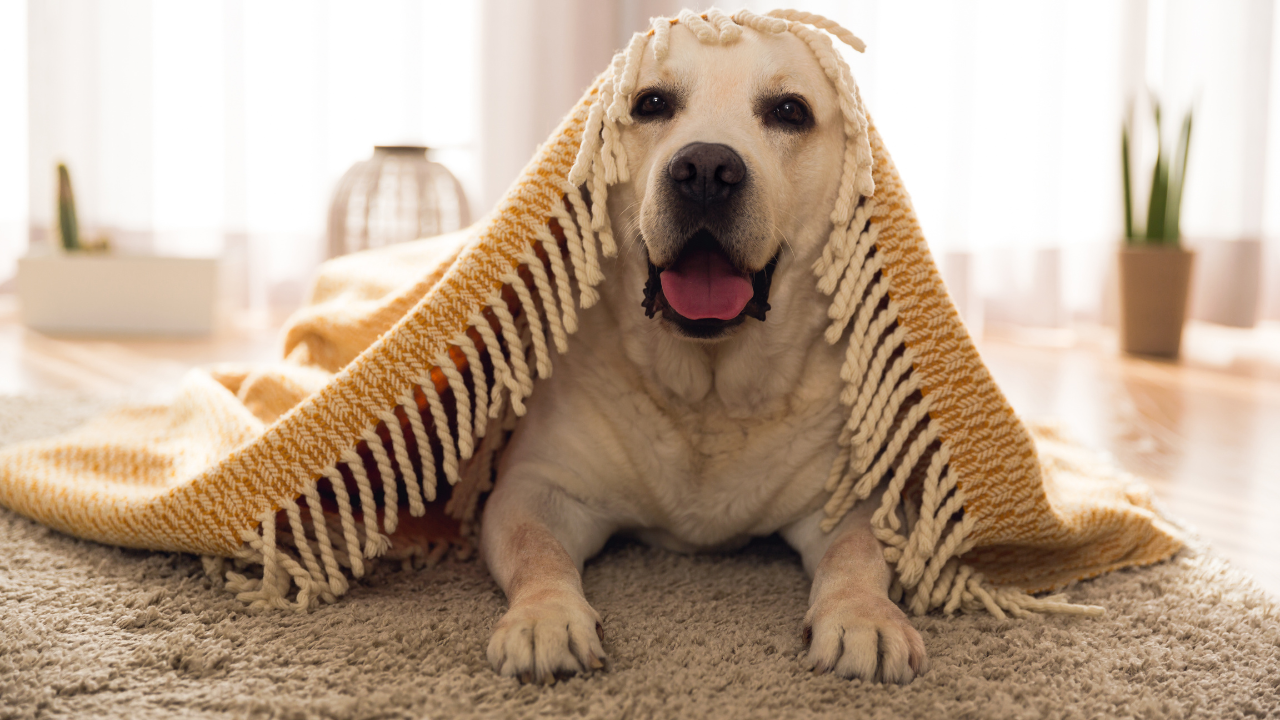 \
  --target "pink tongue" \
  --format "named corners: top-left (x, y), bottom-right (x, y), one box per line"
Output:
top-left (659, 247), bottom-right (754, 320)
